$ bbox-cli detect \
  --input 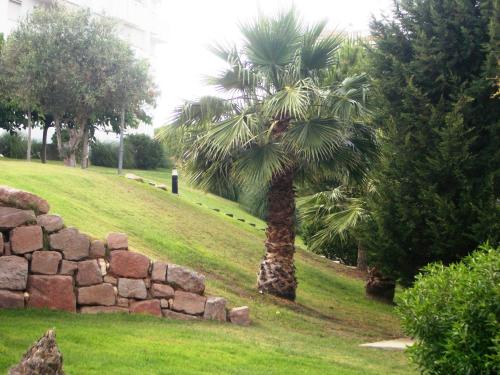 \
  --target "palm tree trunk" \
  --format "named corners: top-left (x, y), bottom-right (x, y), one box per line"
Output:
top-left (357, 241), bottom-right (368, 271)
top-left (258, 168), bottom-right (297, 300)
